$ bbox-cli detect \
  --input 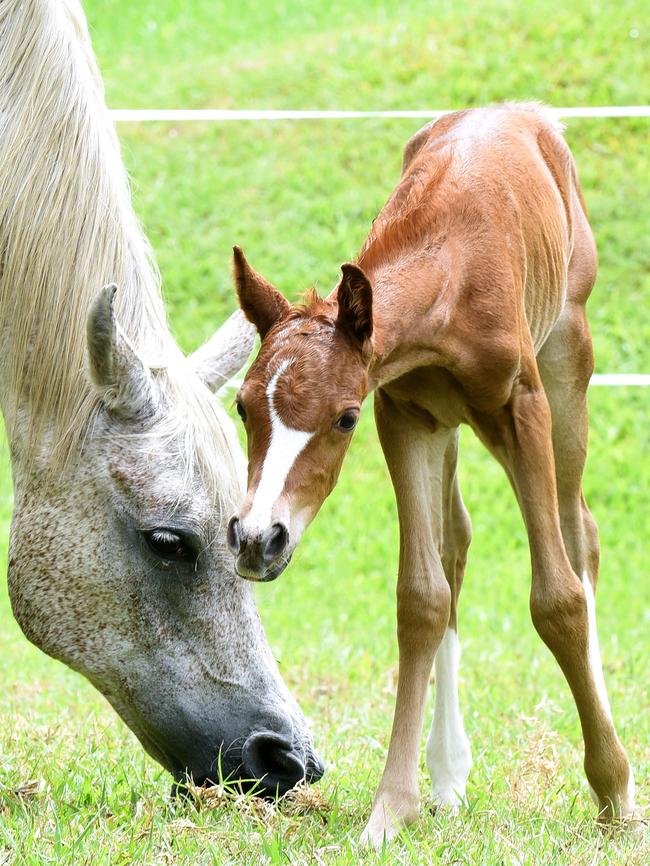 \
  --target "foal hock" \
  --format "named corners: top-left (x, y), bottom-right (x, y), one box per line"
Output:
top-left (229, 104), bottom-right (636, 843)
